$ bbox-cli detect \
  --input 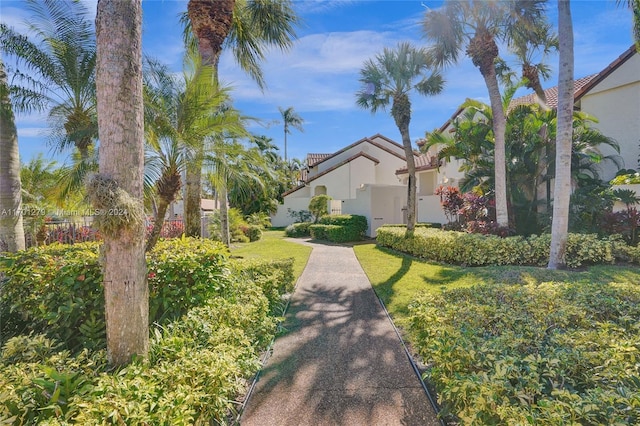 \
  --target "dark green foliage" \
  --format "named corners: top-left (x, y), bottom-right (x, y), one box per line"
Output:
top-left (284, 221), bottom-right (311, 237)
top-left (376, 226), bottom-right (633, 268)
top-left (408, 281), bottom-right (640, 424)
top-left (245, 224), bottom-right (263, 242)
top-left (309, 214), bottom-right (368, 242)
top-left (0, 240), bottom-right (295, 424)
top-left (308, 194), bottom-right (332, 222)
